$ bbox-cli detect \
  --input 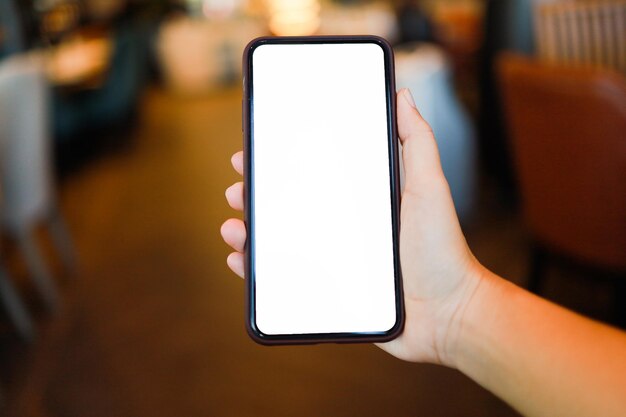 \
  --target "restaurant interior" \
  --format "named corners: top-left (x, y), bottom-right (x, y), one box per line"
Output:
top-left (0, 0), bottom-right (625, 415)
